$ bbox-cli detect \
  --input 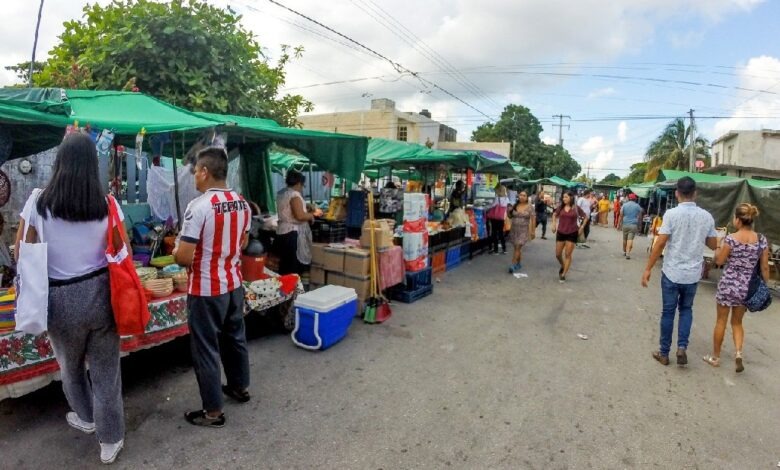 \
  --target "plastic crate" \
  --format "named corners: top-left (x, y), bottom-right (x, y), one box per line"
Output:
top-left (346, 226), bottom-right (362, 240)
top-left (431, 250), bottom-right (446, 275)
top-left (400, 267), bottom-right (432, 291)
top-left (459, 242), bottom-right (470, 261)
top-left (313, 220), bottom-right (347, 243)
top-left (390, 284), bottom-right (433, 303)
top-left (446, 246), bottom-right (461, 270)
